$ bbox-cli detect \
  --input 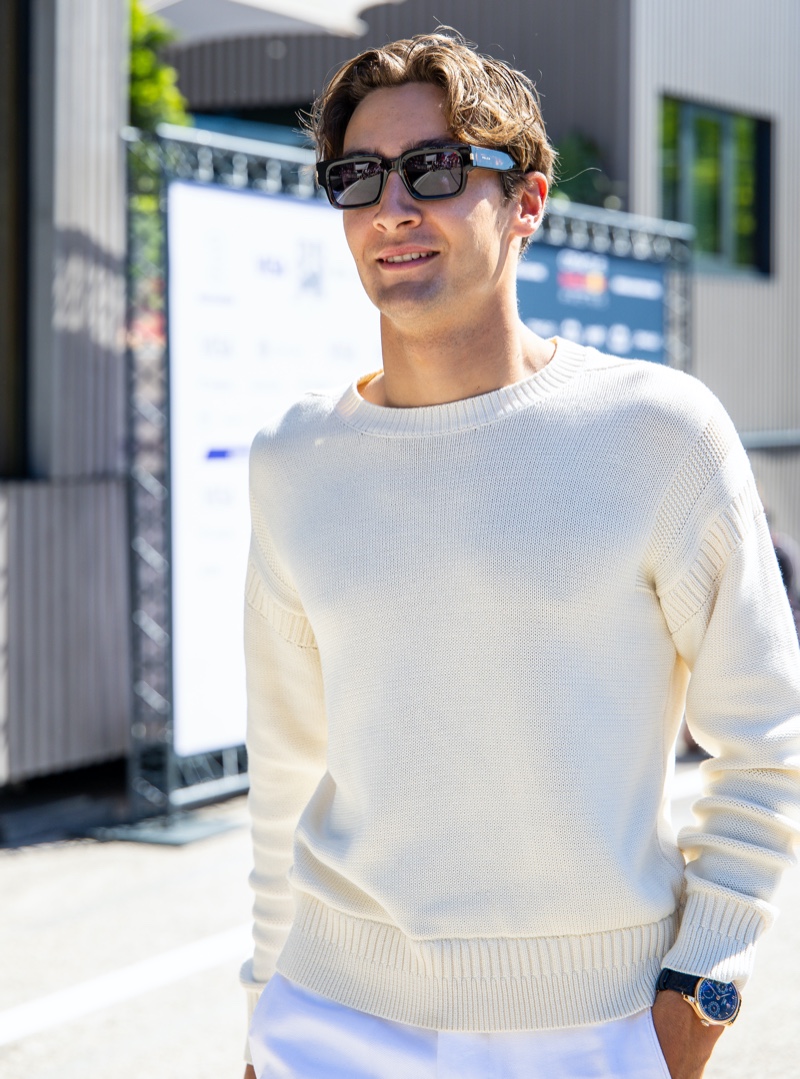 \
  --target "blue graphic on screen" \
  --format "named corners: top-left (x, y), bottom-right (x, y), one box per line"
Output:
top-left (518, 243), bottom-right (666, 363)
